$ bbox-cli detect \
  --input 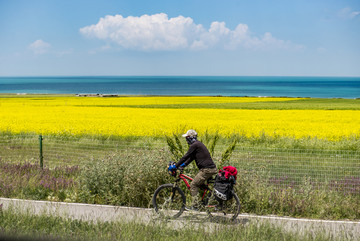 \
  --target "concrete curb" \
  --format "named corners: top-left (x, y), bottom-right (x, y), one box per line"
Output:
top-left (0, 197), bottom-right (154, 223)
